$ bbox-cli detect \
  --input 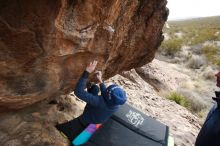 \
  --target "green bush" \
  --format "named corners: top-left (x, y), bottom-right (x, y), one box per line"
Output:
top-left (202, 45), bottom-right (220, 65)
top-left (167, 92), bottom-right (189, 108)
top-left (161, 38), bottom-right (183, 56)
top-left (190, 29), bottom-right (218, 45)
top-left (164, 16), bottom-right (220, 46)
top-left (166, 92), bottom-right (207, 116)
